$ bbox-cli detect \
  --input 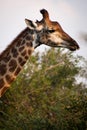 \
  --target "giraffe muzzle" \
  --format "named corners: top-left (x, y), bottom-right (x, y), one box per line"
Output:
top-left (68, 40), bottom-right (80, 51)
top-left (60, 35), bottom-right (80, 51)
